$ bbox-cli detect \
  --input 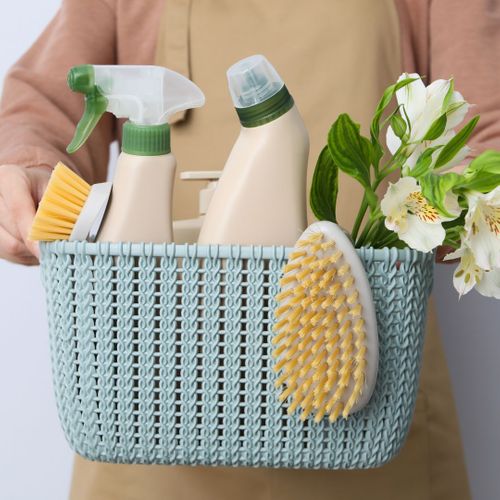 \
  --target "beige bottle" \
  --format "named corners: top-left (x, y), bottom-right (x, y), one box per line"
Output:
top-left (198, 55), bottom-right (309, 246)
top-left (65, 64), bottom-right (205, 243)
top-left (173, 171), bottom-right (222, 244)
